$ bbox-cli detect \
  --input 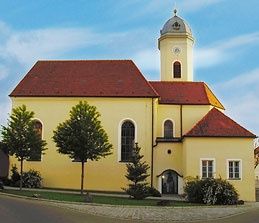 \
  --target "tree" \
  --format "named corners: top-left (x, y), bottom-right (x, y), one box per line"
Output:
top-left (124, 143), bottom-right (150, 199)
top-left (1, 105), bottom-right (47, 190)
top-left (52, 101), bottom-right (113, 195)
